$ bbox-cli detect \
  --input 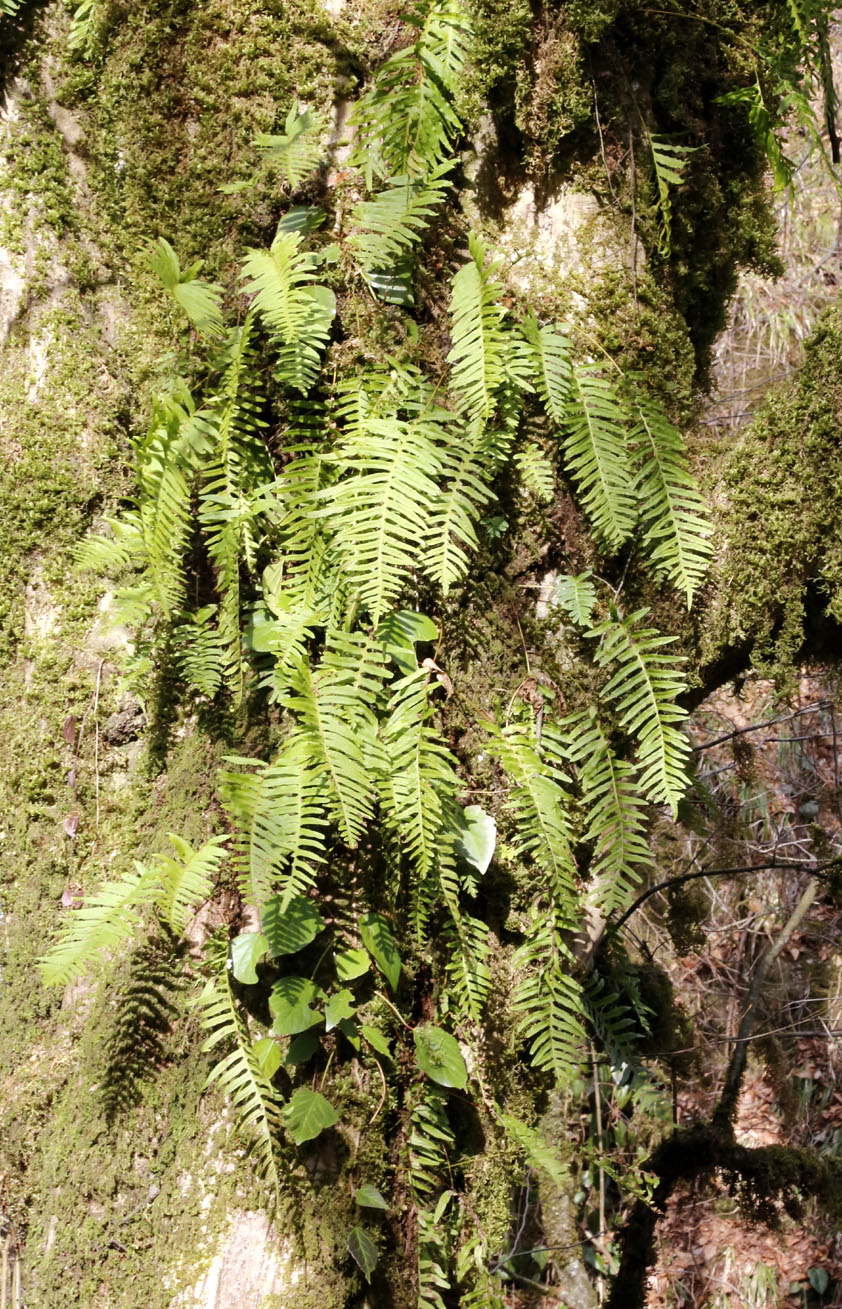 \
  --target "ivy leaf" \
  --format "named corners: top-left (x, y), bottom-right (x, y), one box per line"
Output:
top-left (325, 988), bottom-right (356, 1031)
top-left (262, 893), bottom-right (325, 956)
top-left (230, 931), bottom-right (270, 985)
top-left (809, 1267), bottom-right (830, 1296)
top-left (252, 1037), bottom-right (281, 1079)
top-left (282, 1086), bottom-right (339, 1145)
top-left (452, 804), bottom-right (496, 876)
top-left (377, 610), bottom-right (438, 673)
top-left (269, 976), bottom-right (322, 1035)
top-left (355, 1184), bottom-right (389, 1211)
top-left (360, 912), bottom-right (401, 991)
top-left (413, 1025), bottom-right (468, 1089)
top-left (285, 1031), bottom-right (319, 1065)
top-left (334, 947), bottom-right (370, 982)
top-left (346, 1225), bottom-right (379, 1282)
top-left (361, 1025), bottom-right (391, 1058)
